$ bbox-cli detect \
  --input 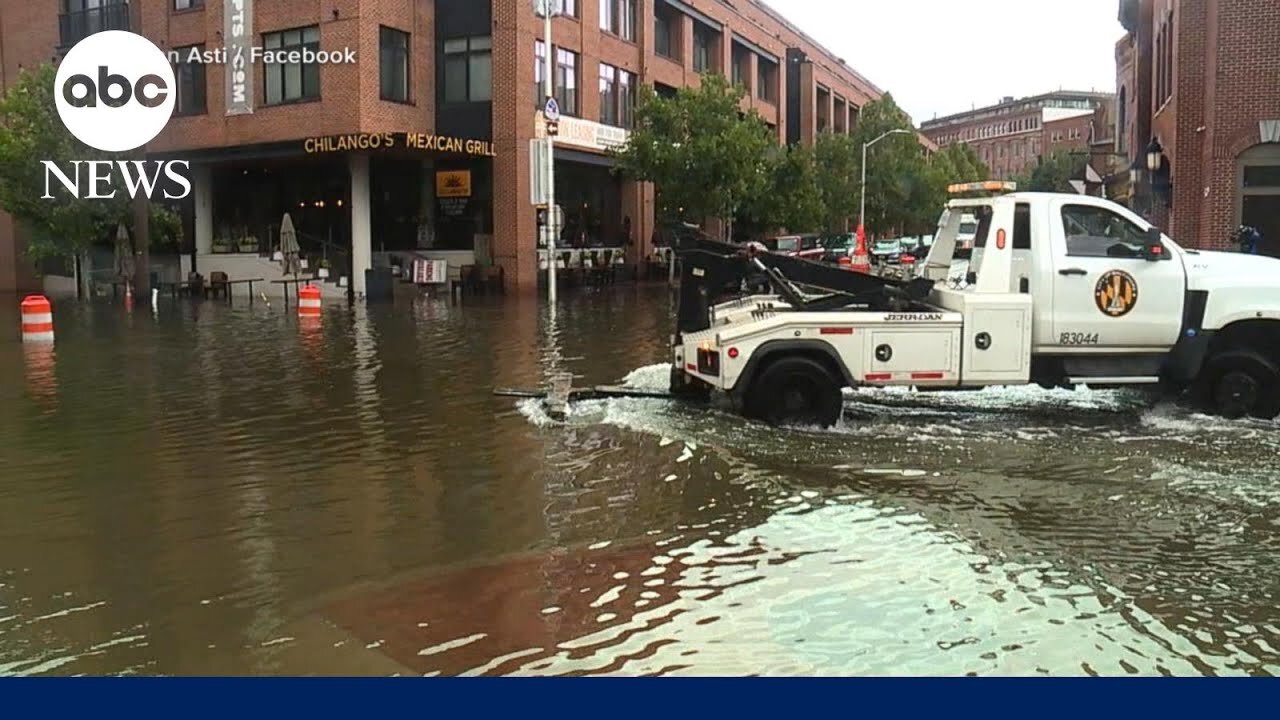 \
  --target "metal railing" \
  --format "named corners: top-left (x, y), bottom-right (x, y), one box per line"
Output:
top-left (59, 2), bottom-right (131, 49)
